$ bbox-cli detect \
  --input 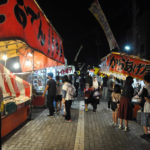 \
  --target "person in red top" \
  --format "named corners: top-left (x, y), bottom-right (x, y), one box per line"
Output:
top-left (84, 83), bottom-right (92, 112)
